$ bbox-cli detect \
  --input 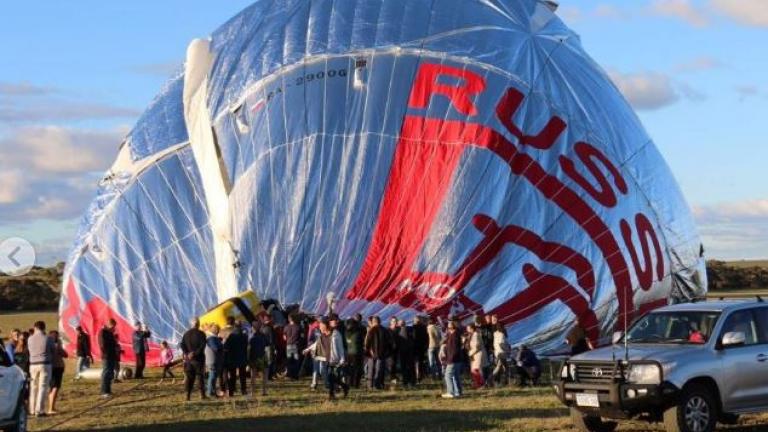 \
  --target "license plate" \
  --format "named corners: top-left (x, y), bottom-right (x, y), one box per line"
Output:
top-left (576, 393), bottom-right (600, 408)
